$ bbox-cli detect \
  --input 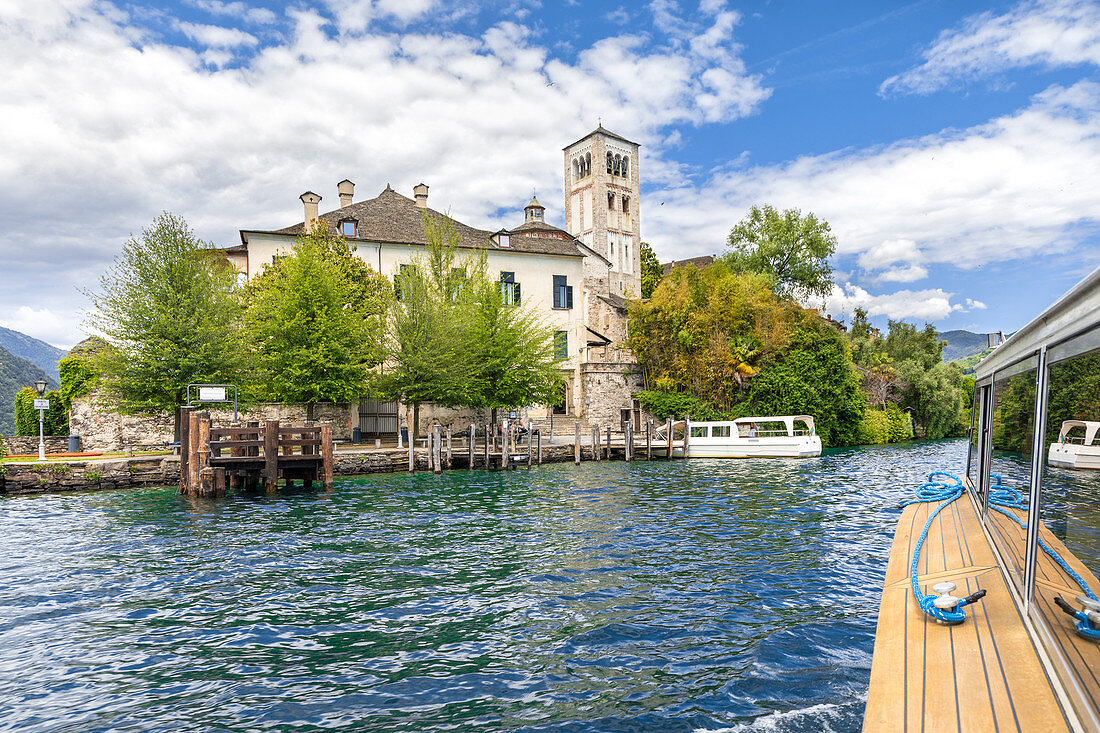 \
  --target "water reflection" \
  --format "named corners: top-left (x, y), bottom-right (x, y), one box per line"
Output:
top-left (0, 441), bottom-right (967, 732)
